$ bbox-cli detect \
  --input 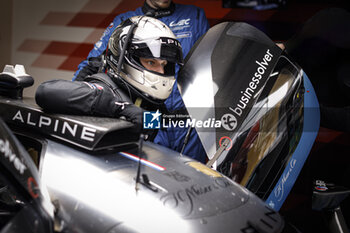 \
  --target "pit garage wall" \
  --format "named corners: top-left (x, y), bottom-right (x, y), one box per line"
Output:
top-left (10, 0), bottom-right (163, 98)
top-left (0, 0), bottom-right (12, 71)
top-left (11, 0), bottom-right (115, 97)
top-left (8, 0), bottom-right (339, 97)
